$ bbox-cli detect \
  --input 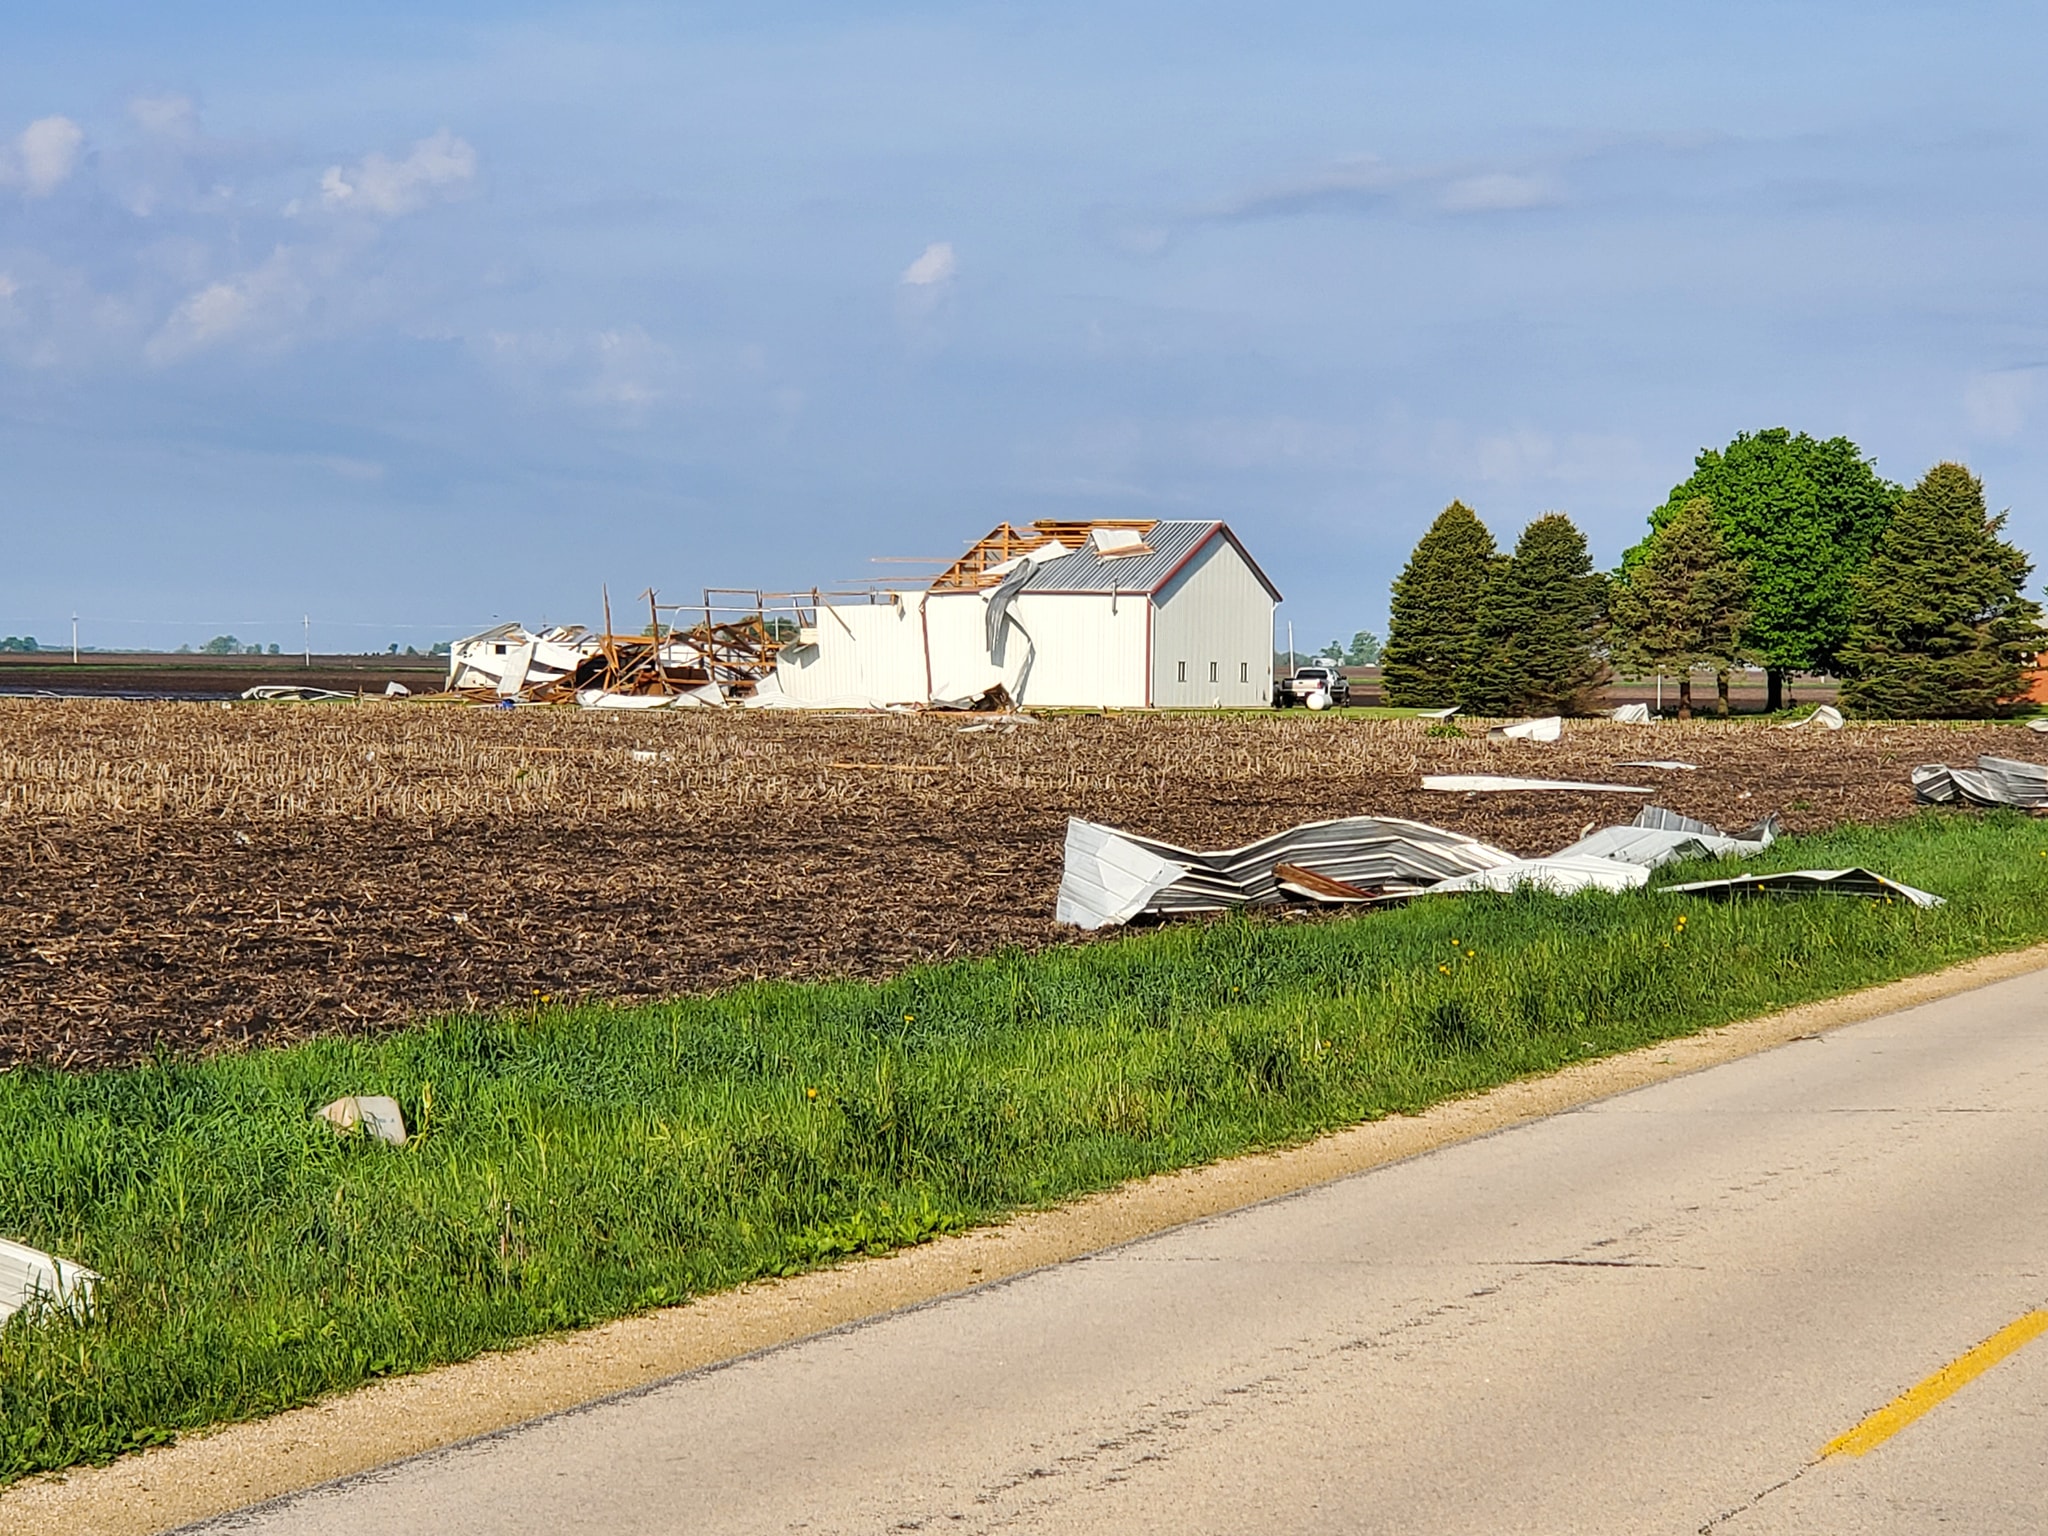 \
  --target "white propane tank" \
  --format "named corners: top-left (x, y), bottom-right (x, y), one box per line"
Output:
top-left (1306, 689), bottom-right (1331, 711)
